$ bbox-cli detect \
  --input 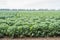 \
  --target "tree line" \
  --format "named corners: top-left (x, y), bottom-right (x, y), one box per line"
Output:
top-left (0, 9), bottom-right (60, 11)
